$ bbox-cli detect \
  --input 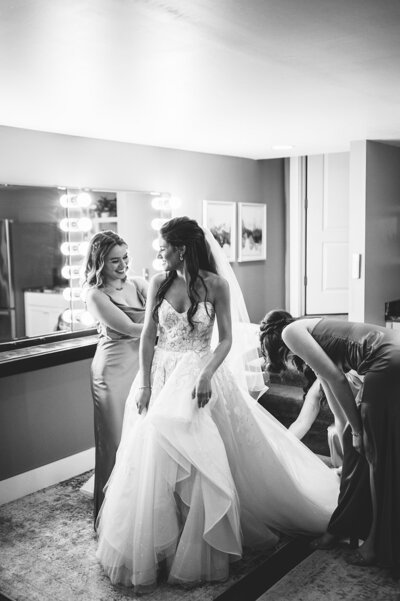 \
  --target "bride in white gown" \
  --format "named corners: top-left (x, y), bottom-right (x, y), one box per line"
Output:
top-left (96, 217), bottom-right (339, 590)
